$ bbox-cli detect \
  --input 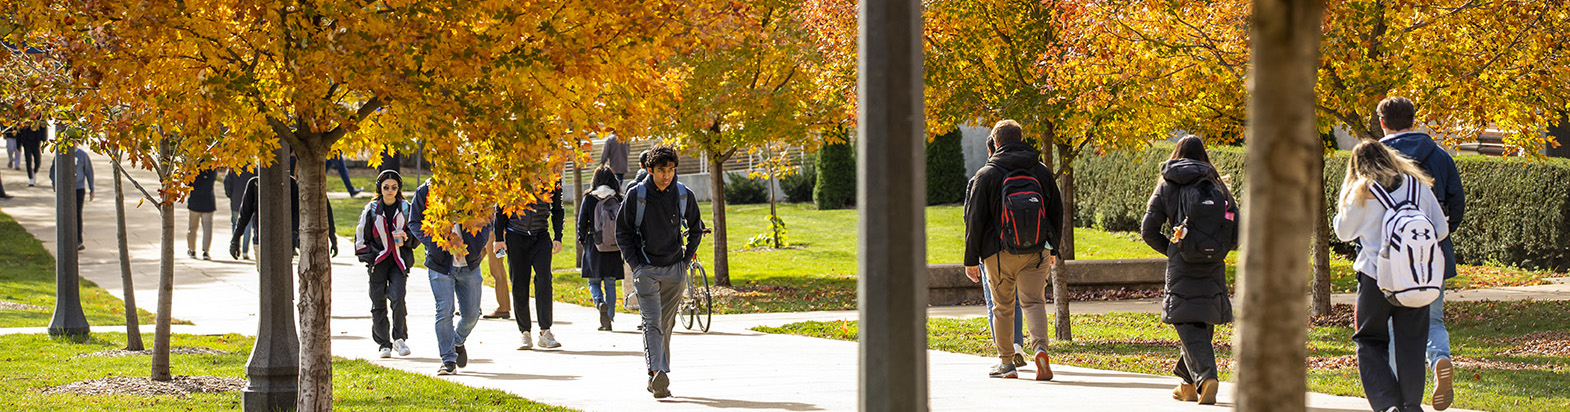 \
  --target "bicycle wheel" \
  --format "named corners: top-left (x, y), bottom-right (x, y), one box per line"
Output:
top-left (694, 263), bottom-right (712, 333)
top-left (680, 266), bottom-right (696, 330)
